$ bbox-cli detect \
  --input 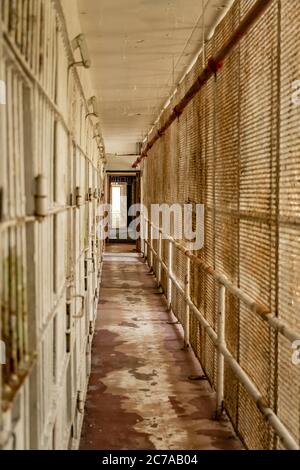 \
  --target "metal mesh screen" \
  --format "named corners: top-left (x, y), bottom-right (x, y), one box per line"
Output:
top-left (278, 0), bottom-right (300, 450)
top-left (142, 0), bottom-right (300, 450)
